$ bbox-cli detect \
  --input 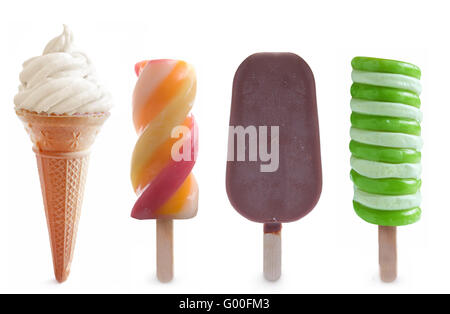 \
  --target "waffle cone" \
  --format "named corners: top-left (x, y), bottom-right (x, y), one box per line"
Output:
top-left (16, 109), bottom-right (109, 282)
